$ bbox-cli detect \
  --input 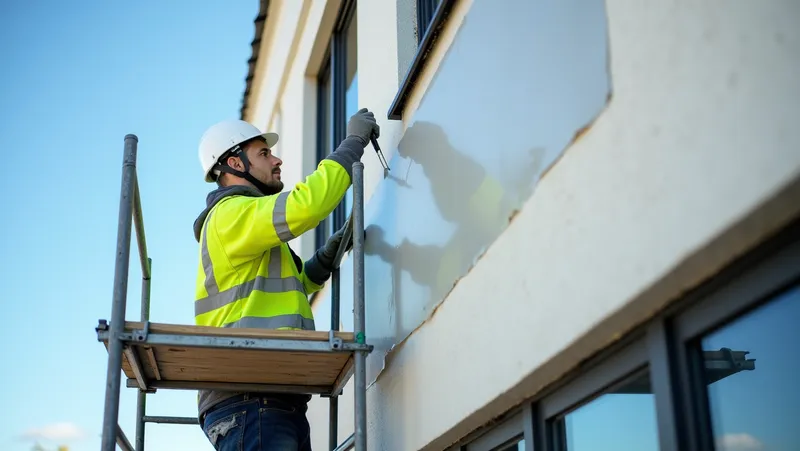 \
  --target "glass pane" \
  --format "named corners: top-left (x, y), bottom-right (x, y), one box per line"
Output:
top-left (342, 10), bottom-right (358, 215)
top-left (701, 283), bottom-right (800, 451)
top-left (315, 59), bottom-right (332, 250)
top-left (313, 60), bottom-right (333, 320)
top-left (562, 370), bottom-right (659, 451)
